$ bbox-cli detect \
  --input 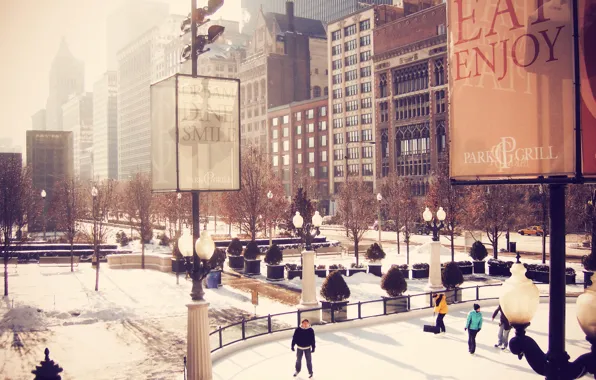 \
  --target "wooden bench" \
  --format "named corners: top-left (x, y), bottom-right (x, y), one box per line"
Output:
top-left (38, 256), bottom-right (80, 267)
